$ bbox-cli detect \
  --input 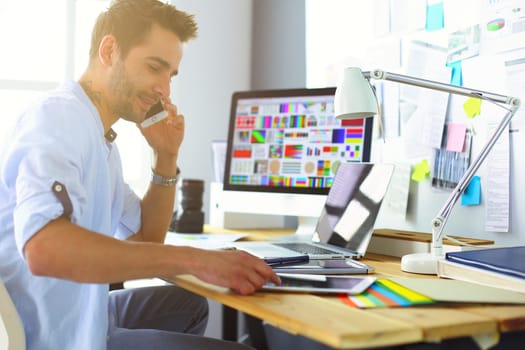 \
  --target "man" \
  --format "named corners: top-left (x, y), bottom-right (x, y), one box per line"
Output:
top-left (0, 0), bottom-right (280, 349)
